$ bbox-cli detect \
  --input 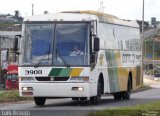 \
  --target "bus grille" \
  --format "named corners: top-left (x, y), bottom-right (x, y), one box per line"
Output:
top-left (35, 77), bottom-right (70, 81)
